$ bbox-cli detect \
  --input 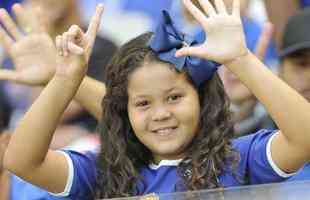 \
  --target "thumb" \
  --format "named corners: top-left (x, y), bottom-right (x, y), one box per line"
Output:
top-left (175, 45), bottom-right (206, 58)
